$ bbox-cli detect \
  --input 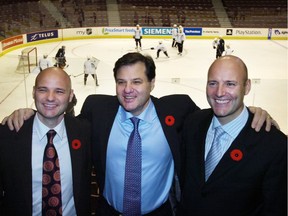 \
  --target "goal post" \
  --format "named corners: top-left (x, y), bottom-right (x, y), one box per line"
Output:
top-left (16, 47), bottom-right (38, 73)
top-left (91, 56), bottom-right (100, 67)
